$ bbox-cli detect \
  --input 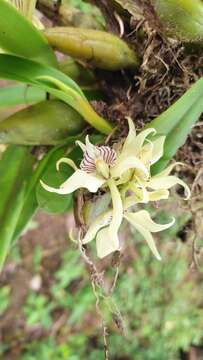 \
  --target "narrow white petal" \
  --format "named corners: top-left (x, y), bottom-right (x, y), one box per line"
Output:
top-left (124, 189), bottom-right (169, 210)
top-left (124, 212), bottom-right (162, 260)
top-left (121, 119), bottom-right (155, 157)
top-left (133, 128), bottom-right (156, 155)
top-left (40, 169), bottom-right (105, 195)
top-left (96, 180), bottom-right (123, 258)
top-left (96, 226), bottom-right (120, 258)
top-left (108, 179), bottom-right (123, 239)
top-left (75, 140), bottom-right (86, 152)
top-left (150, 136), bottom-right (166, 165)
top-left (148, 175), bottom-right (191, 200)
top-left (138, 135), bottom-right (165, 167)
top-left (122, 117), bottom-right (137, 153)
top-left (56, 157), bottom-right (78, 171)
top-left (85, 135), bottom-right (99, 158)
top-left (139, 140), bottom-right (153, 165)
top-left (125, 210), bottom-right (175, 233)
top-left (154, 162), bottom-right (183, 177)
top-left (148, 189), bottom-right (169, 201)
top-left (82, 211), bottom-right (112, 244)
top-left (111, 156), bottom-right (149, 179)
top-left (130, 182), bottom-right (149, 203)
